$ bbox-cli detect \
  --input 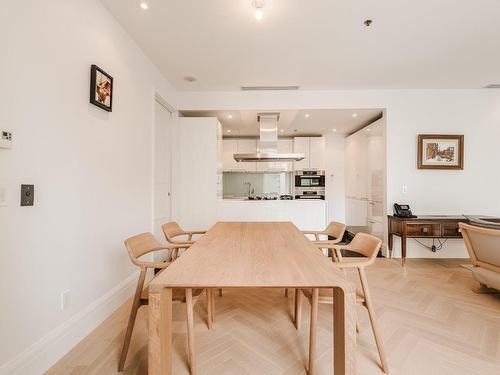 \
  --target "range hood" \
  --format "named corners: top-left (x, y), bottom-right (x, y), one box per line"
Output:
top-left (233, 113), bottom-right (305, 162)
